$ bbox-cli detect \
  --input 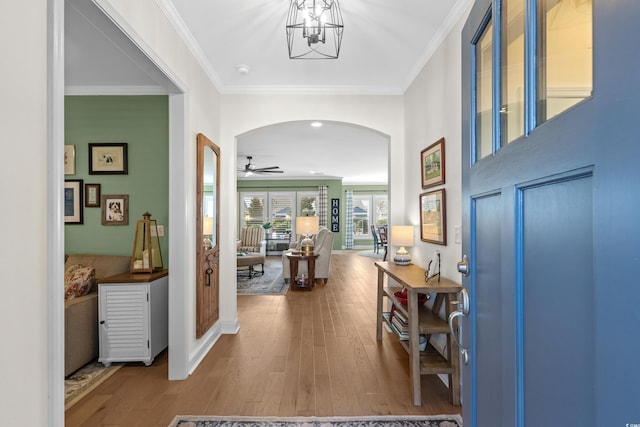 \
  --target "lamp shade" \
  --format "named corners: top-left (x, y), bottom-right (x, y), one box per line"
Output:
top-left (296, 216), bottom-right (319, 235)
top-left (203, 216), bottom-right (213, 235)
top-left (391, 225), bottom-right (414, 247)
